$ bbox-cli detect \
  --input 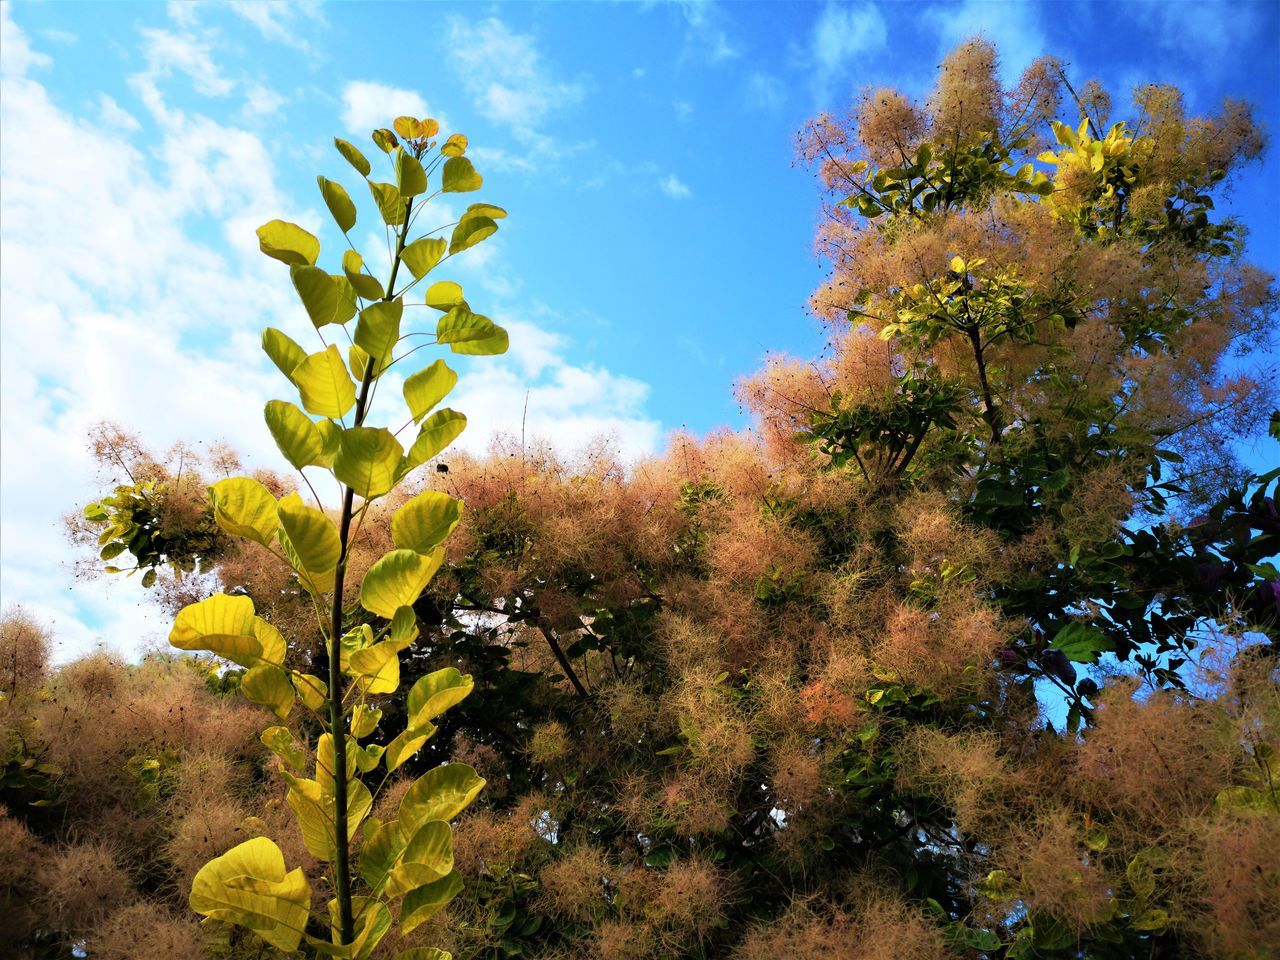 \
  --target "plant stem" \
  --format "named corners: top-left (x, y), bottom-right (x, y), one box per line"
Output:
top-left (328, 195), bottom-right (414, 946)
